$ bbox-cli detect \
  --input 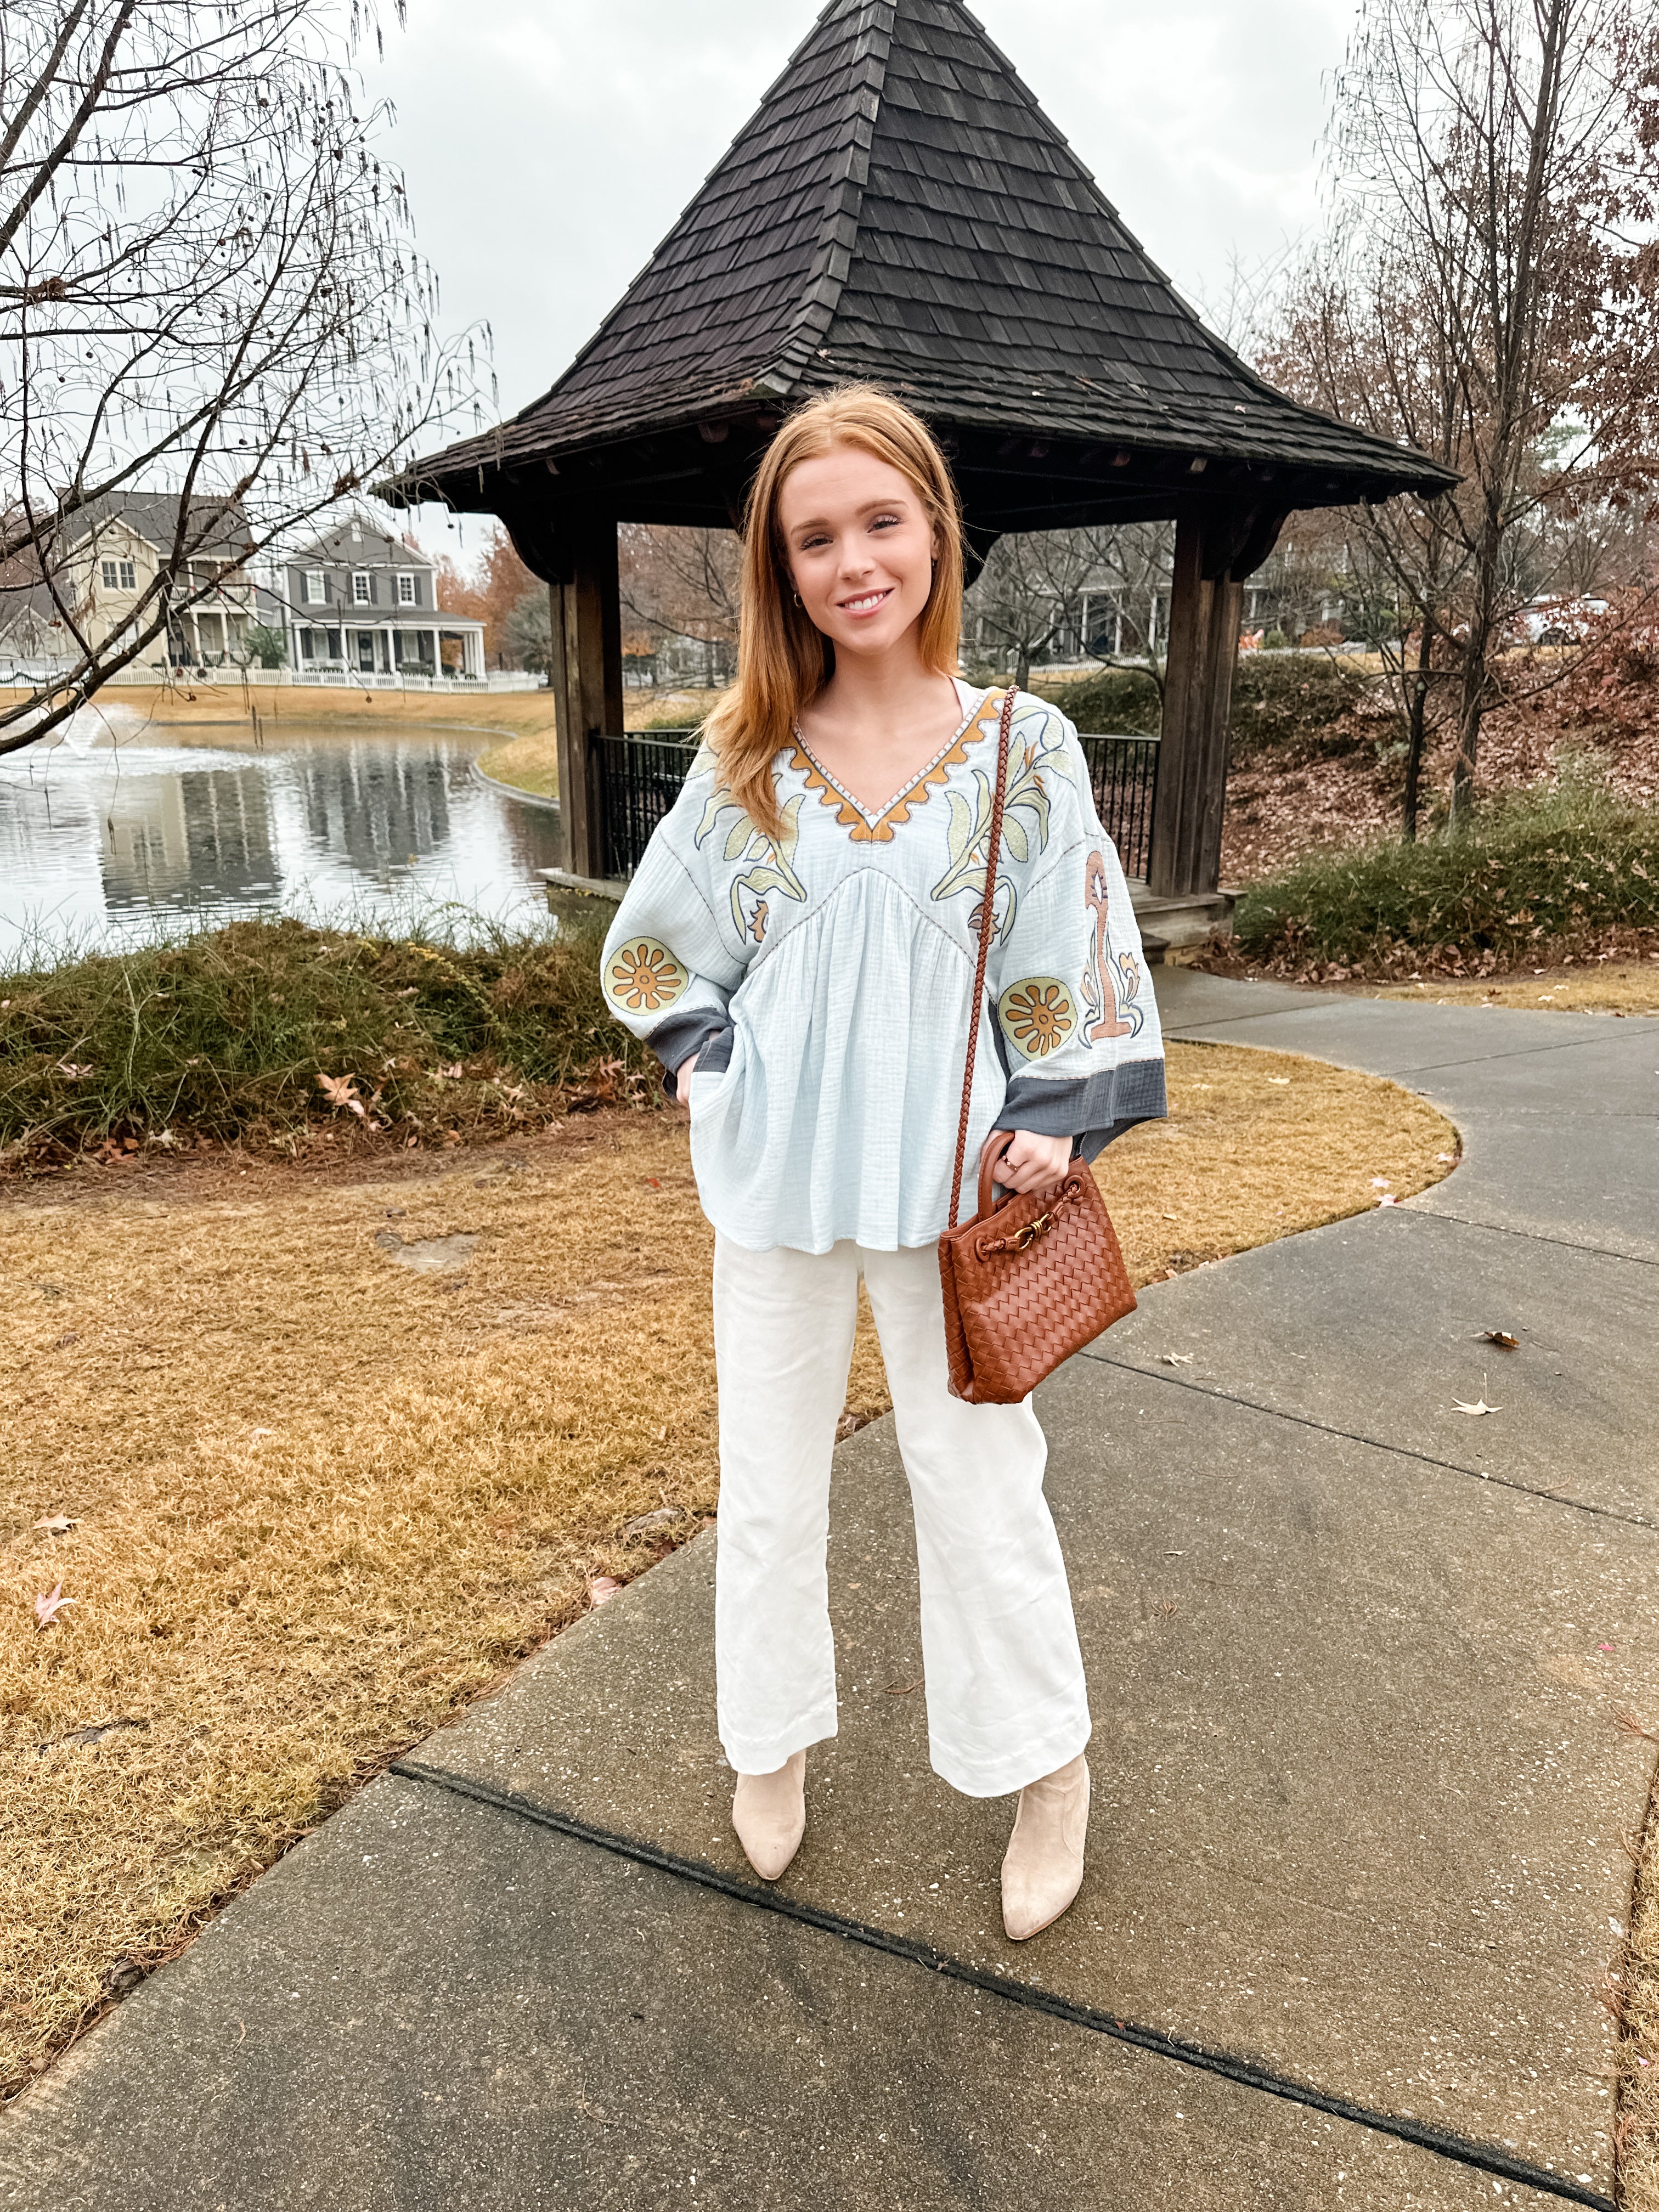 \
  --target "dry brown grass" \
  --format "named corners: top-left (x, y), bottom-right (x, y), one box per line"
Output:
top-left (1, 1042), bottom-right (1454, 2094)
top-left (1363, 958), bottom-right (1659, 1015)
top-left (0, 681), bottom-right (563, 744)
top-left (477, 687), bottom-right (725, 803)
